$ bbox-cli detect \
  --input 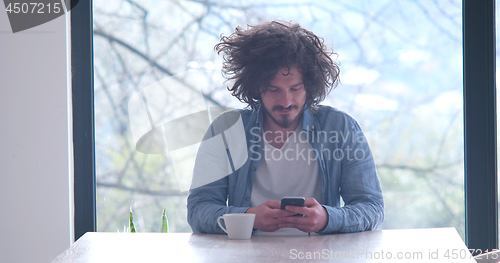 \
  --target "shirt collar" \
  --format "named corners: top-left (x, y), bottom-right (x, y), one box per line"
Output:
top-left (302, 105), bottom-right (315, 131)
